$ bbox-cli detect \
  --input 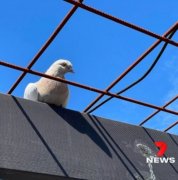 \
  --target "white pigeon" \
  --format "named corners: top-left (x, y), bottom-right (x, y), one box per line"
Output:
top-left (24, 59), bottom-right (74, 107)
